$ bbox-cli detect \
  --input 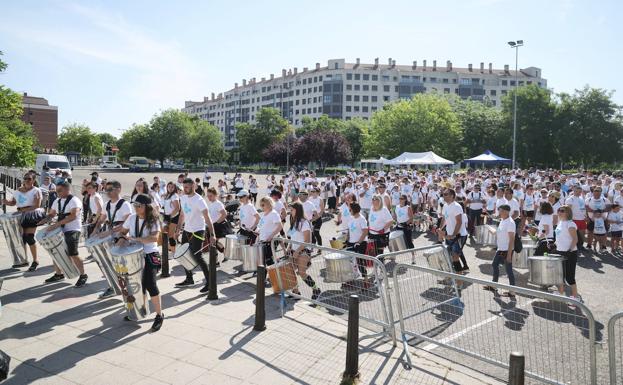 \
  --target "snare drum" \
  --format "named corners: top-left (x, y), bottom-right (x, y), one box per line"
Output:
top-left (0, 212), bottom-right (28, 266)
top-left (36, 227), bottom-right (80, 278)
top-left (110, 242), bottom-right (151, 321)
top-left (267, 260), bottom-right (297, 294)
top-left (225, 234), bottom-right (248, 261)
top-left (241, 244), bottom-right (264, 272)
top-left (85, 233), bottom-right (121, 295)
top-left (173, 243), bottom-right (199, 271)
